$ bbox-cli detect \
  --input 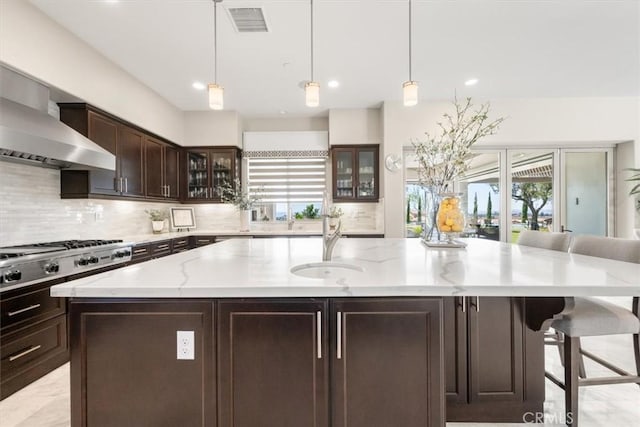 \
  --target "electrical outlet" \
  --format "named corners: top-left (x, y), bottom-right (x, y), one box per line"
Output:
top-left (176, 330), bottom-right (195, 360)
